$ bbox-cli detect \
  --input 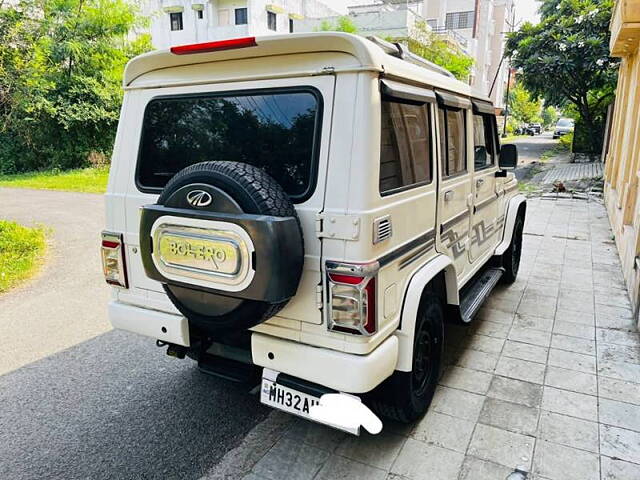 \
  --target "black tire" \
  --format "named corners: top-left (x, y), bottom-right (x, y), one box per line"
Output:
top-left (156, 161), bottom-right (304, 333)
top-left (501, 213), bottom-right (524, 284)
top-left (368, 294), bottom-right (444, 423)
